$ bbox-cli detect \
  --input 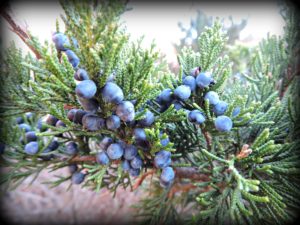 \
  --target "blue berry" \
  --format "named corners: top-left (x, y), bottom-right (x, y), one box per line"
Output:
top-left (74, 68), bottom-right (89, 81)
top-left (232, 107), bottom-right (241, 117)
top-left (16, 117), bottom-right (24, 124)
top-left (215, 116), bottom-right (233, 132)
top-left (37, 118), bottom-right (47, 132)
top-left (18, 123), bottom-right (32, 132)
top-left (107, 143), bottom-right (124, 160)
top-left (116, 101), bottom-right (135, 122)
top-left (46, 115), bottom-right (58, 126)
top-left (55, 120), bottom-right (66, 127)
top-left (67, 109), bottom-right (77, 122)
top-left (213, 101), bottom-right (228, 116)
top-left (134, 128), bottom-right (147, 141)
top-left (121, 160), bottom-right (131, 171)
top-left (190, 66), bottom-right (201, 77)
top-left (124, 145), bottom-right (138, 160)
top-left (172, 100), bottom-right (183, 110)
top-left (46, 140), bottom-right (59, 151)
top-left (65, 141), bottom-right (78, 155)
top-left (52, 32), bottom-right (69, 51)
top-left (196, 72), bottom-right (213, 88)
top-left (183, 76), bottom-right (197, 92)
top-left (68, 164), bottom-right (78, 174)
top-left (154, 150), bottom-right (171, 169)
top-left (74, 109), bottom-right (87, 124)
top-left (71, 172), bottom-right (85, 184)
top-left (101, 82), bottom-right (124, 104)
top-left (129, 168), bottom-right (140, 177)
top-left (188, 110), bottom-right (206, 124)
top-left (99, 137), bottom-right (114, 151)
top-left (160, 137), bottom-right (170, 147)
top-left (65, 50), bottom-right (79, 68)
top-left (75, 80), bottom-right (97, 99)
top-left (106, 115), bottom-right (121, 130)
top-left (25, 112), bottom-right (34, 119)
top-left (24, 141), bottom-right (39, 155)
top-left (160, 166), bottom-right (175, 187)
top-left (158, 88), bottom-right (173, 104)
top-left (173, 85), bottom-right (191, 101)
top-left (25, 131), bottom-right (37, 142)
top-left (138, 110), bottom-right (155, 127)
top-left (204, 91), bottom-right (220, 105)
top-left (96, 151), bottom-right (110, 165)
top-left (82, 114), bottom-right (105, 131)
top-left (130, 155), bottom-right (143, 169)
